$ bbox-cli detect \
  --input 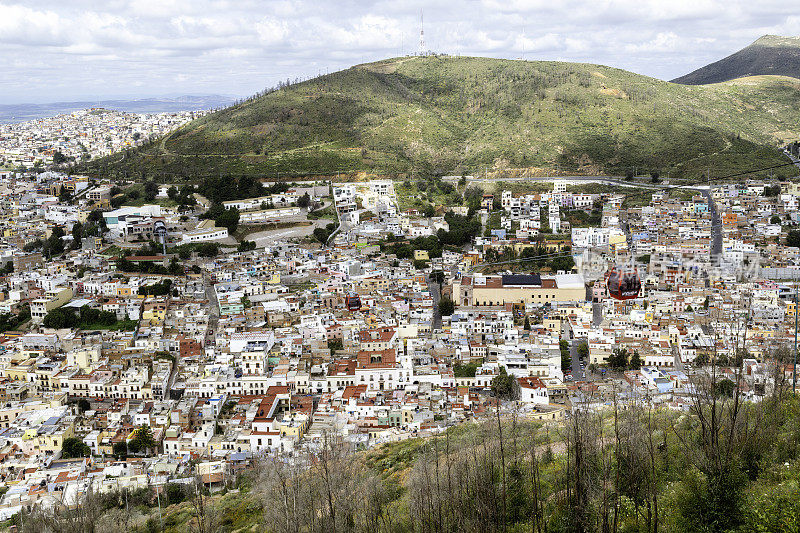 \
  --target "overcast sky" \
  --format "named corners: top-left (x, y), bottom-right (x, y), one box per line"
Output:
top-left (2, 0), bottom-right (799, 104)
